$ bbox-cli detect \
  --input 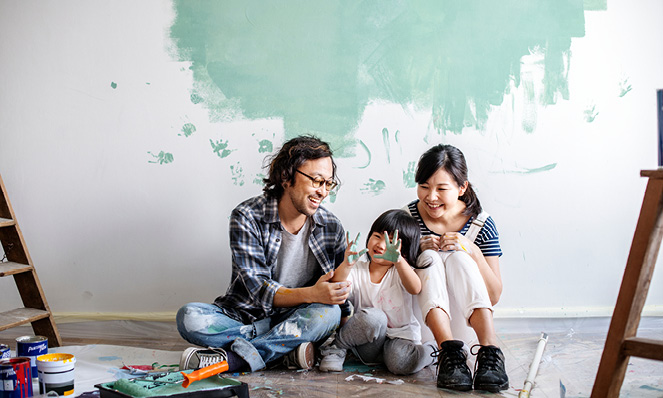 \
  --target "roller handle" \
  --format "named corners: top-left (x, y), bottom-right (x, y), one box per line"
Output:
top-left (181, 361), bottom-right (229, 388)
